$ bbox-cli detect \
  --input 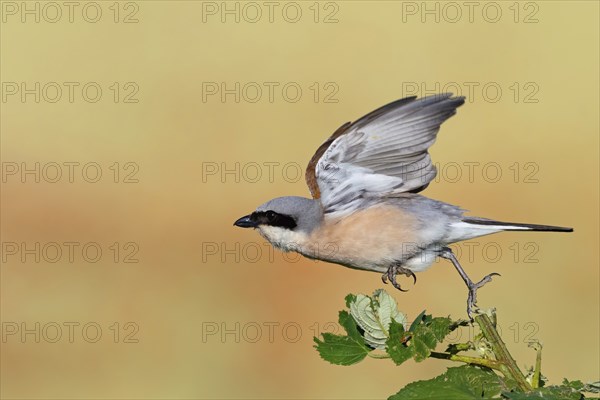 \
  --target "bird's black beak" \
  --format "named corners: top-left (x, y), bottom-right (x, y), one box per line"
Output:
top-left (233, 215), bottom-right (256, 228)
